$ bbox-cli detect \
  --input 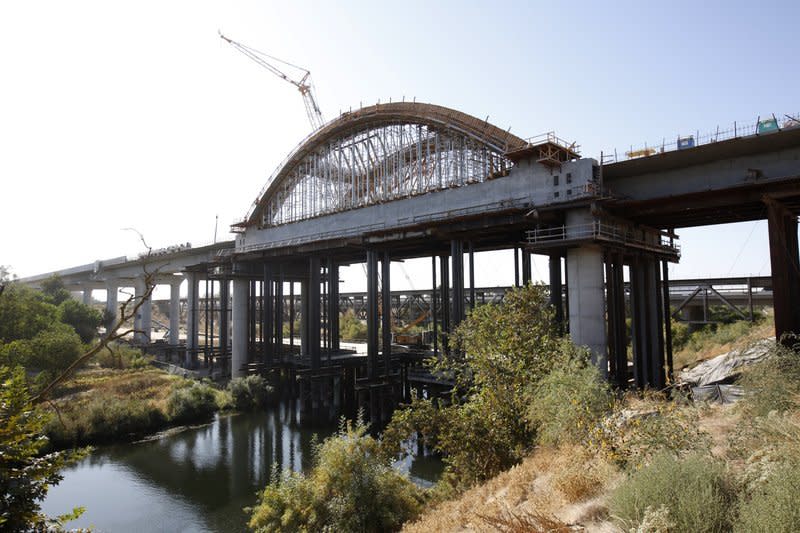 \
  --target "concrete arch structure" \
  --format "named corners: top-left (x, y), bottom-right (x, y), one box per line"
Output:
top-left (238, 102), bottom-right (526, 229)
